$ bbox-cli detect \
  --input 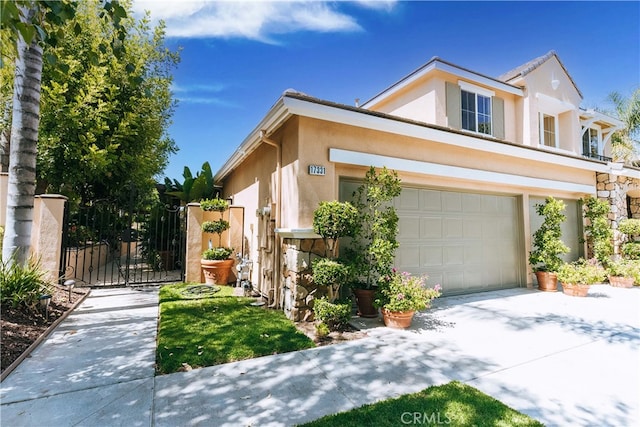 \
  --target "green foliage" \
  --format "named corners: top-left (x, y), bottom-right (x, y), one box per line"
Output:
top-left (529, 197), bottom-right (570, 272)
top-left (313, 201), bottom-right (359, 257)
top-left (618, 218), bottom-right (640, 236)
top-left (202, 247), bottom-right (233, 260)
top-left (315, 322), bottom-right (330, 338)
top-left (374, 271), bottom-right (441, 312)
top-left (156, 283), bottom-right (314, 374)
top-left (301, 381), bottom-right (543, 427)
top-left (313, 298), bottom-right (352, 331)
top-left (0, 257), bottom-right (50, 311)
top-left (165, 162), bottom-right (218, 204)
top-left (581, 196), bottom-right (613, 265)
top-left (622, 242), bottom-right (640, 260)
top-left (607, 259), bottom-right (640, 281)
top-left (33, 0), bottom-right (179, 206)
top-left (200, 198), bottom-right (229, 212)
top-left (312, 258), bottom-right (349, 287)
top-left (607, 88), bottom-right (640, 163)
top-left (556, 259), bottom-right (606, 285)
top-left (345, 166), bottom-right (402, 289)
top-left (202, 220), bottom-right (230, 235)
